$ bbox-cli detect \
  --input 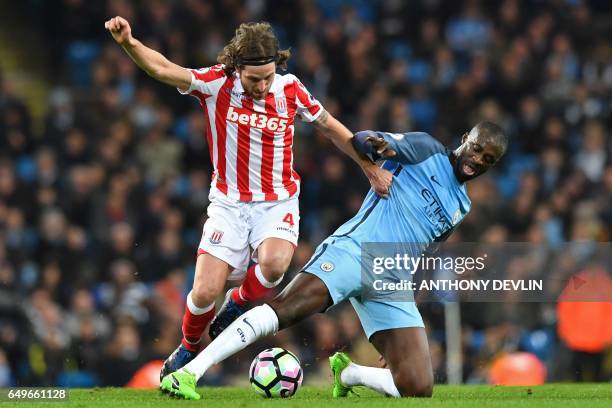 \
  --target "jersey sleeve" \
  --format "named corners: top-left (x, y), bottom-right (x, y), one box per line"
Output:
top-left (376, 131), bottom-right (448, 165)
top-left (292, 76), bottom-right (324, 122)
top-left (177, 65), bottom-right (226, 98)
